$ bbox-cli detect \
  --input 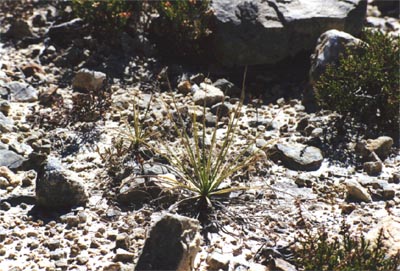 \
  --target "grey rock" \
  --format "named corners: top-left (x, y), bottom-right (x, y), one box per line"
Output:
top-left (72, 68), bottom-right (106, 92)
top-left (36, 157), bottom-right (88, 210)
top-left (135, 213), bottom-right (201, 271)
top-left (211, 102), bottom-right (232, 118)
top-left (6, 81), bottom-right (38, 102)
top-left (268, 142), bottom-right (323, 171)
top-left (213, 78), bottom-right (241, 95)
top-left (190, 73), bottom-right (205, 85)
top-left (117, 177), bottom-right (156, 205)
top-left (0, 149), bottom-right (26, 170)
top-left (6, 20), bottom-right (33, 39)
top-left (47, 18), bottom-right (84, 46)
top-left (274, 258), bottom-right (297, 271)
top-left (345, 179), bottom-right (372, 203)
top-left (310, 29), bottom-right (365, 83)
top-left (211, 0), bottom-right (367, 66)
top-left (193, 83), bottom-right (224, 107)
top-left (0, 112), bottom-right (14, 132)
top-left (0, 142), bottom-right (7, 150)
